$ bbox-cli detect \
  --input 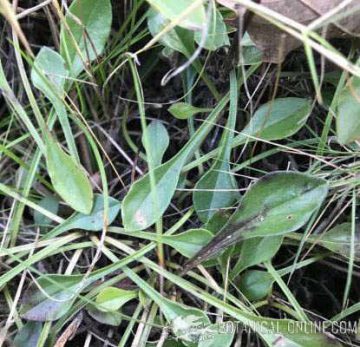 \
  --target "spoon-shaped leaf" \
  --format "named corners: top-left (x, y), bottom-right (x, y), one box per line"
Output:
top-left (122, 94), bottom-right (229, 231)
top-left (237, 97), bottom-right (311, 142)
top-left (168, 102), bottom-right (212, 120)
top-left (193, 70), bottom-right (239, 222)
top-left (45, 134), bottom-right (93, 214)
top-left (95, 287), bottom-right (138, 312)
top-left (336, 77), bottom-right (360, 144)
top-left (142, 120), bottom-right (169, 167)
top-left (60, 0), bottom-right (112, 77)
top-left (44, 194), bottom-right (121, 239)
top-left (146, 0), bottom-right (206, 31)
top-left (20, 274), bottom-right (89, 321)
top-left (183, 171), bottom-right (328, 273)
